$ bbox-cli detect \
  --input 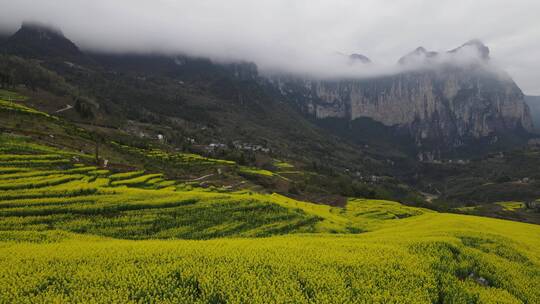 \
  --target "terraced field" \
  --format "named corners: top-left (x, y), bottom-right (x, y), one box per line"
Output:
top-left (0, 134), bottom-right (539, 303)
top-left (0, 135), bottom-right (331, 240)
top-left (0, 134), bottom-right (422, 240)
